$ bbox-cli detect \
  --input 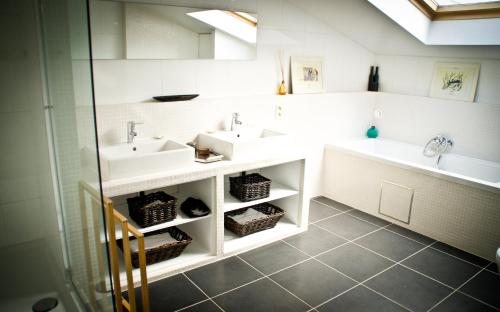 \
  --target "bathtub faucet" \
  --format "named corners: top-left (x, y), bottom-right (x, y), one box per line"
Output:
top-left (423, 134), bottom-right (453, 158)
